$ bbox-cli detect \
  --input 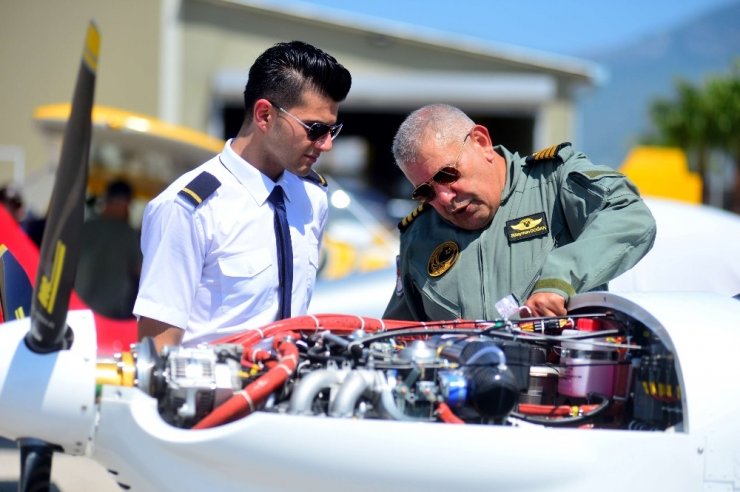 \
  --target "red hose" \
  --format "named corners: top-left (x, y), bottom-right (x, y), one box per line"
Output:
top-left (517, 403), bottom-right (600, 417)
top-left (193, 333), bottom-right (299, 429)
top-left (212, 314), bottom-right (483, 350)
top-left (436, 402), bottom-right (465, 424)
top-left (242, 345), bottom-right (272, 366)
